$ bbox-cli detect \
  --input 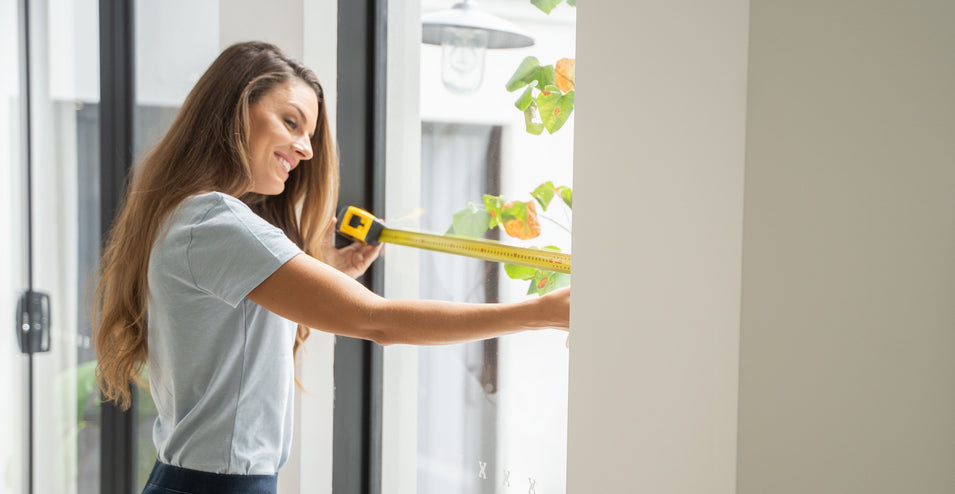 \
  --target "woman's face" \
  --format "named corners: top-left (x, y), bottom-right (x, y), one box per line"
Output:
top-left (247, 78), bottom-right (319, 195)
